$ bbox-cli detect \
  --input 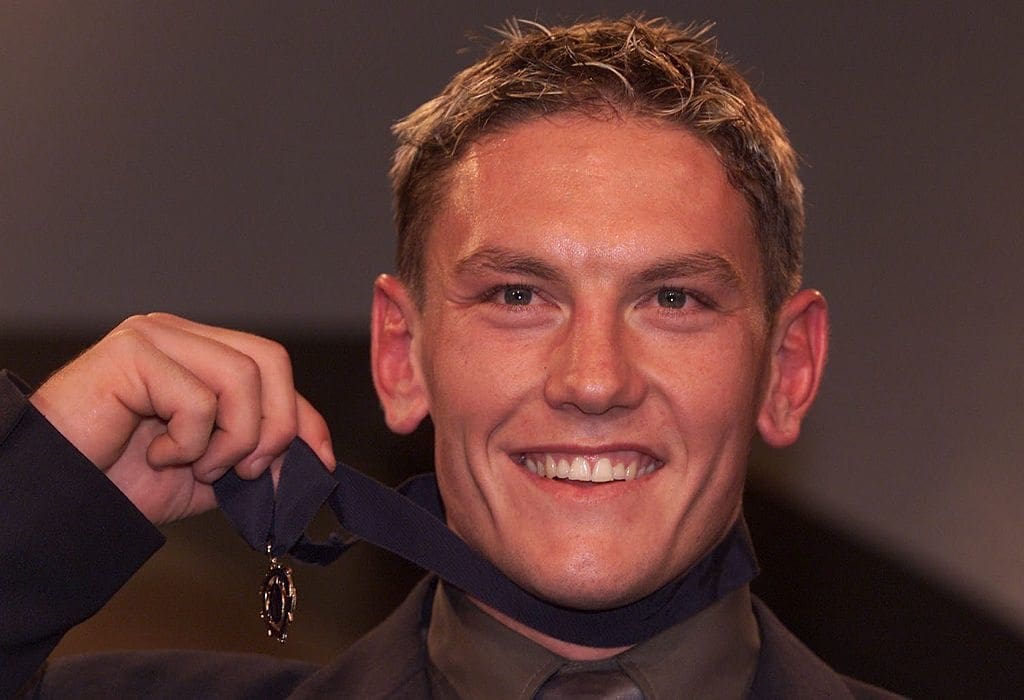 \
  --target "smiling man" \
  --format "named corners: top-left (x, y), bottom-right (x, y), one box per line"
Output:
top-left (378, 115), bottom-right (787, 615)
top-left (2, 17), bottom-right (896, 699)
